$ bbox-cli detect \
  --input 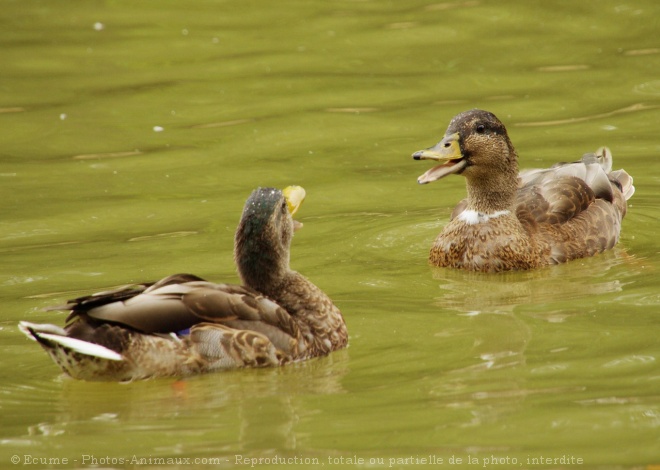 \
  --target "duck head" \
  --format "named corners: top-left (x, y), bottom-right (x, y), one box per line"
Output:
top-left (412, 109), bottom-right (518, 185)
top-left (234, 186), bottom-right (305, 291)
